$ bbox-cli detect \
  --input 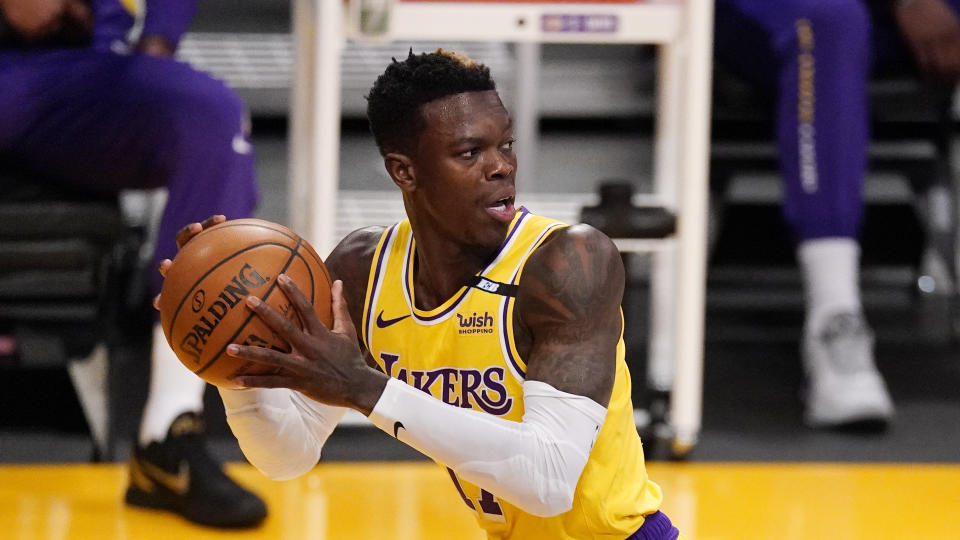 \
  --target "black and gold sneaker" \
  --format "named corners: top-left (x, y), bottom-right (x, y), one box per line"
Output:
top-left (125, 411), bottom-right (267, 528)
